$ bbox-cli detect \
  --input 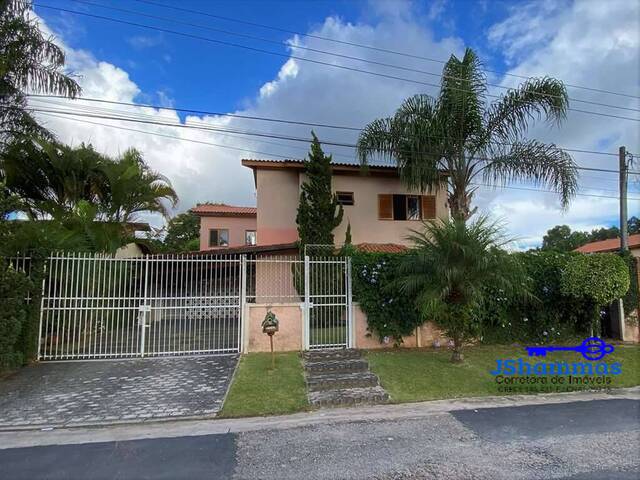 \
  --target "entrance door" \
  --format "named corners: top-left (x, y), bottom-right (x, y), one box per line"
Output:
top-left (304, 257), bottom-right (352, 350)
